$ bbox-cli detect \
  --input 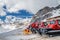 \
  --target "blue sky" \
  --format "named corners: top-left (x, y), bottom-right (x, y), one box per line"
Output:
top-left (0, 5), bottom-right (34, 20)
